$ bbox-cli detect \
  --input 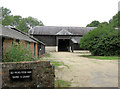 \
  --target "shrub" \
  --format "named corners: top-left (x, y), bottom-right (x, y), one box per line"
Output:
top-left (3, 42), bottom-right (35, 62)
top-left (80, 25), bottom-right (120, 56)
